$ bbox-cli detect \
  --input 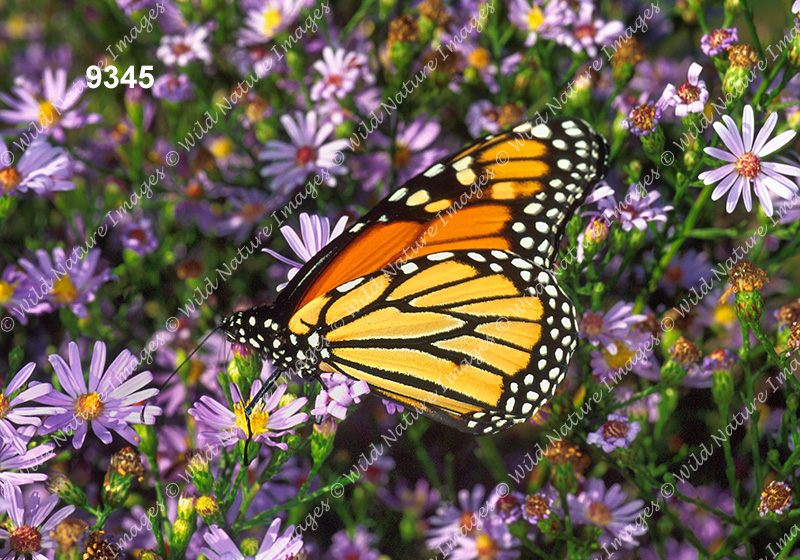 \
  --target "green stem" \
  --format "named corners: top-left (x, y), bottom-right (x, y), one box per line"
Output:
top-left (141, 447), bottom-right (168, 558)
top-left (238, 477), bottom-right (357, 531)
top-left (740, 0), bottom-right (766, 62)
